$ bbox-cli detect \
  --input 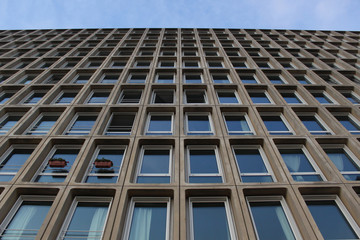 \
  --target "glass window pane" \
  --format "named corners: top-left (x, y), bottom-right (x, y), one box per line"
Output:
top-left (187, 115), bottom-right (212, 134)
top-left (0, 115), bottom-right (22, 134)
top-left (224, 115), bottom-right (251, 135)
top-left (249, 201), bottom-right (296, 240)
top-left (0, 149), bottom-right (34, 181)
top-left (137, 149), bottom-right (171, 184)
top-left (250, 92), bottom-right (271, 104)
top-left (217, 92), bottom-right (238, 104)
top-left (262, 116), bottom-right (290, 134)
top-left (66, 115), bottom-right (97, 135)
